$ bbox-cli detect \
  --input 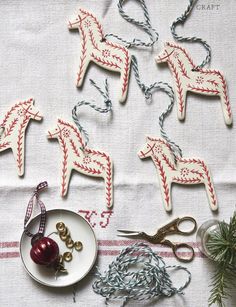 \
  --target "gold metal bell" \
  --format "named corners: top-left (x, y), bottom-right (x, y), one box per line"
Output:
top-left (74, 241), bottom-right (83, 251)
top-left (56, 221), bottom-right (83, 258)
top-left (59, 227), bottom-right (70, 241)
top-left (63, 252), bottom-right (73, 262)
top-left (66, 238), bottom-right (74, 249)
top-left (56, 222), bottom-right (65, 232)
